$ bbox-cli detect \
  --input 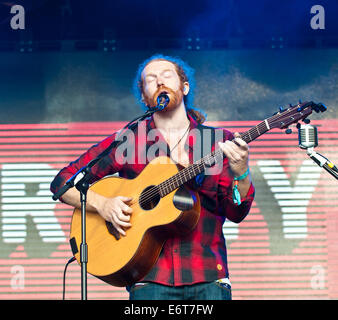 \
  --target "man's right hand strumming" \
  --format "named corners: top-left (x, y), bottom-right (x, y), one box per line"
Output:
top-left (60, 188), bottom-right (133, 237)
top-left (96, 196), bottom-right (133, 236)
